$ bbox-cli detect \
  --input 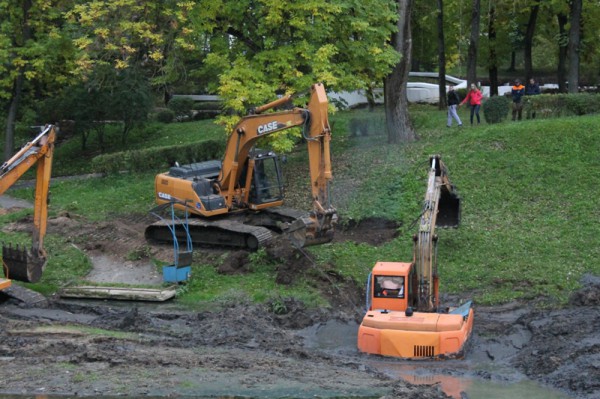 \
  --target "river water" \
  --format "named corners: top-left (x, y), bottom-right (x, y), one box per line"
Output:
top-left (299, 319), bottom-right (570, 399)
